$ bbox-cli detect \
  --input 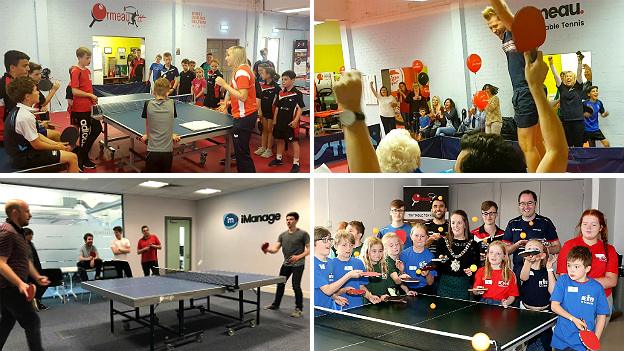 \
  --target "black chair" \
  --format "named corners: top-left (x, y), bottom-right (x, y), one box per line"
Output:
top-left (41, 268), bottom-right (66, 303)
